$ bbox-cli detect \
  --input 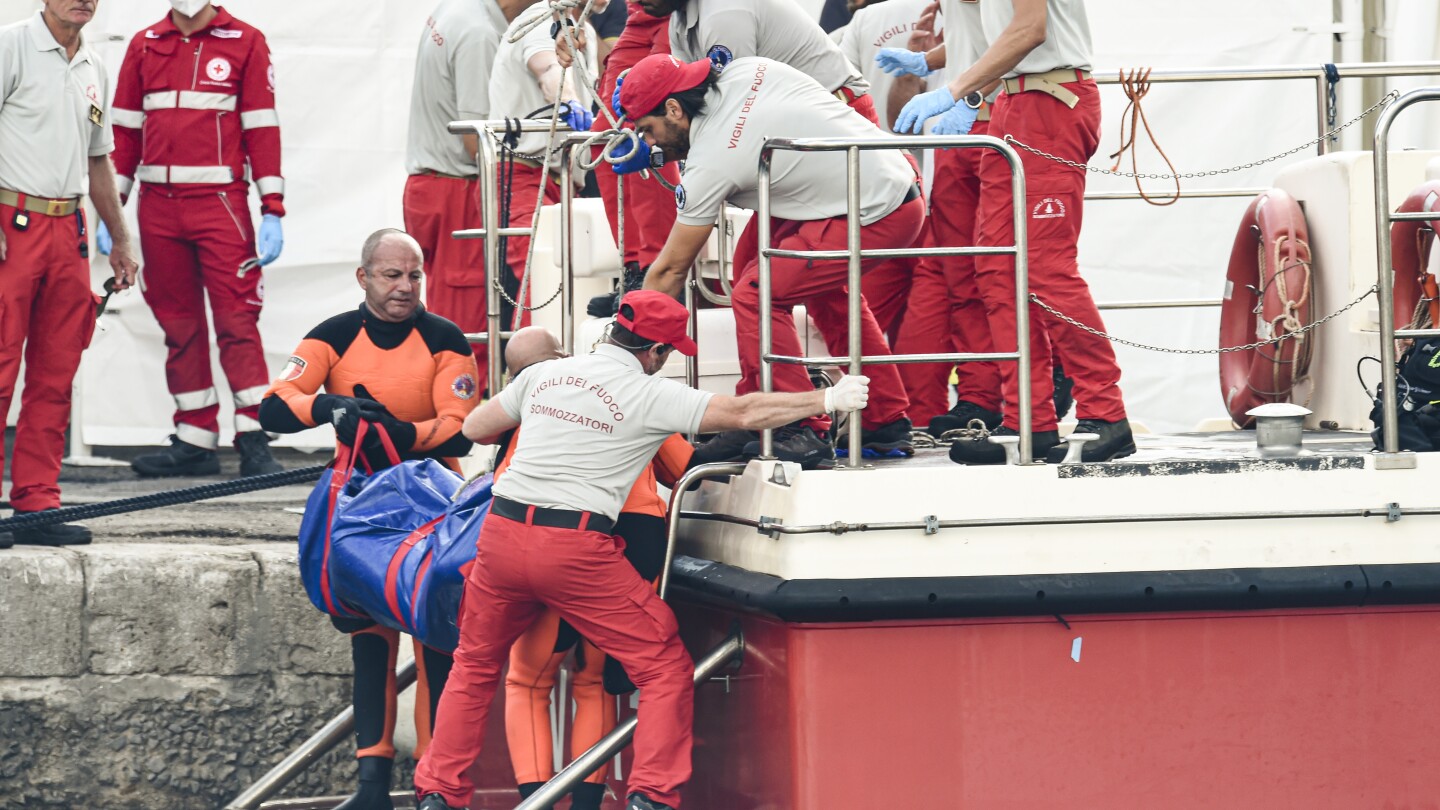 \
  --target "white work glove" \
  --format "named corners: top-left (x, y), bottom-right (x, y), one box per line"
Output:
top-left (824, 374), bottom-right (870, 412)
